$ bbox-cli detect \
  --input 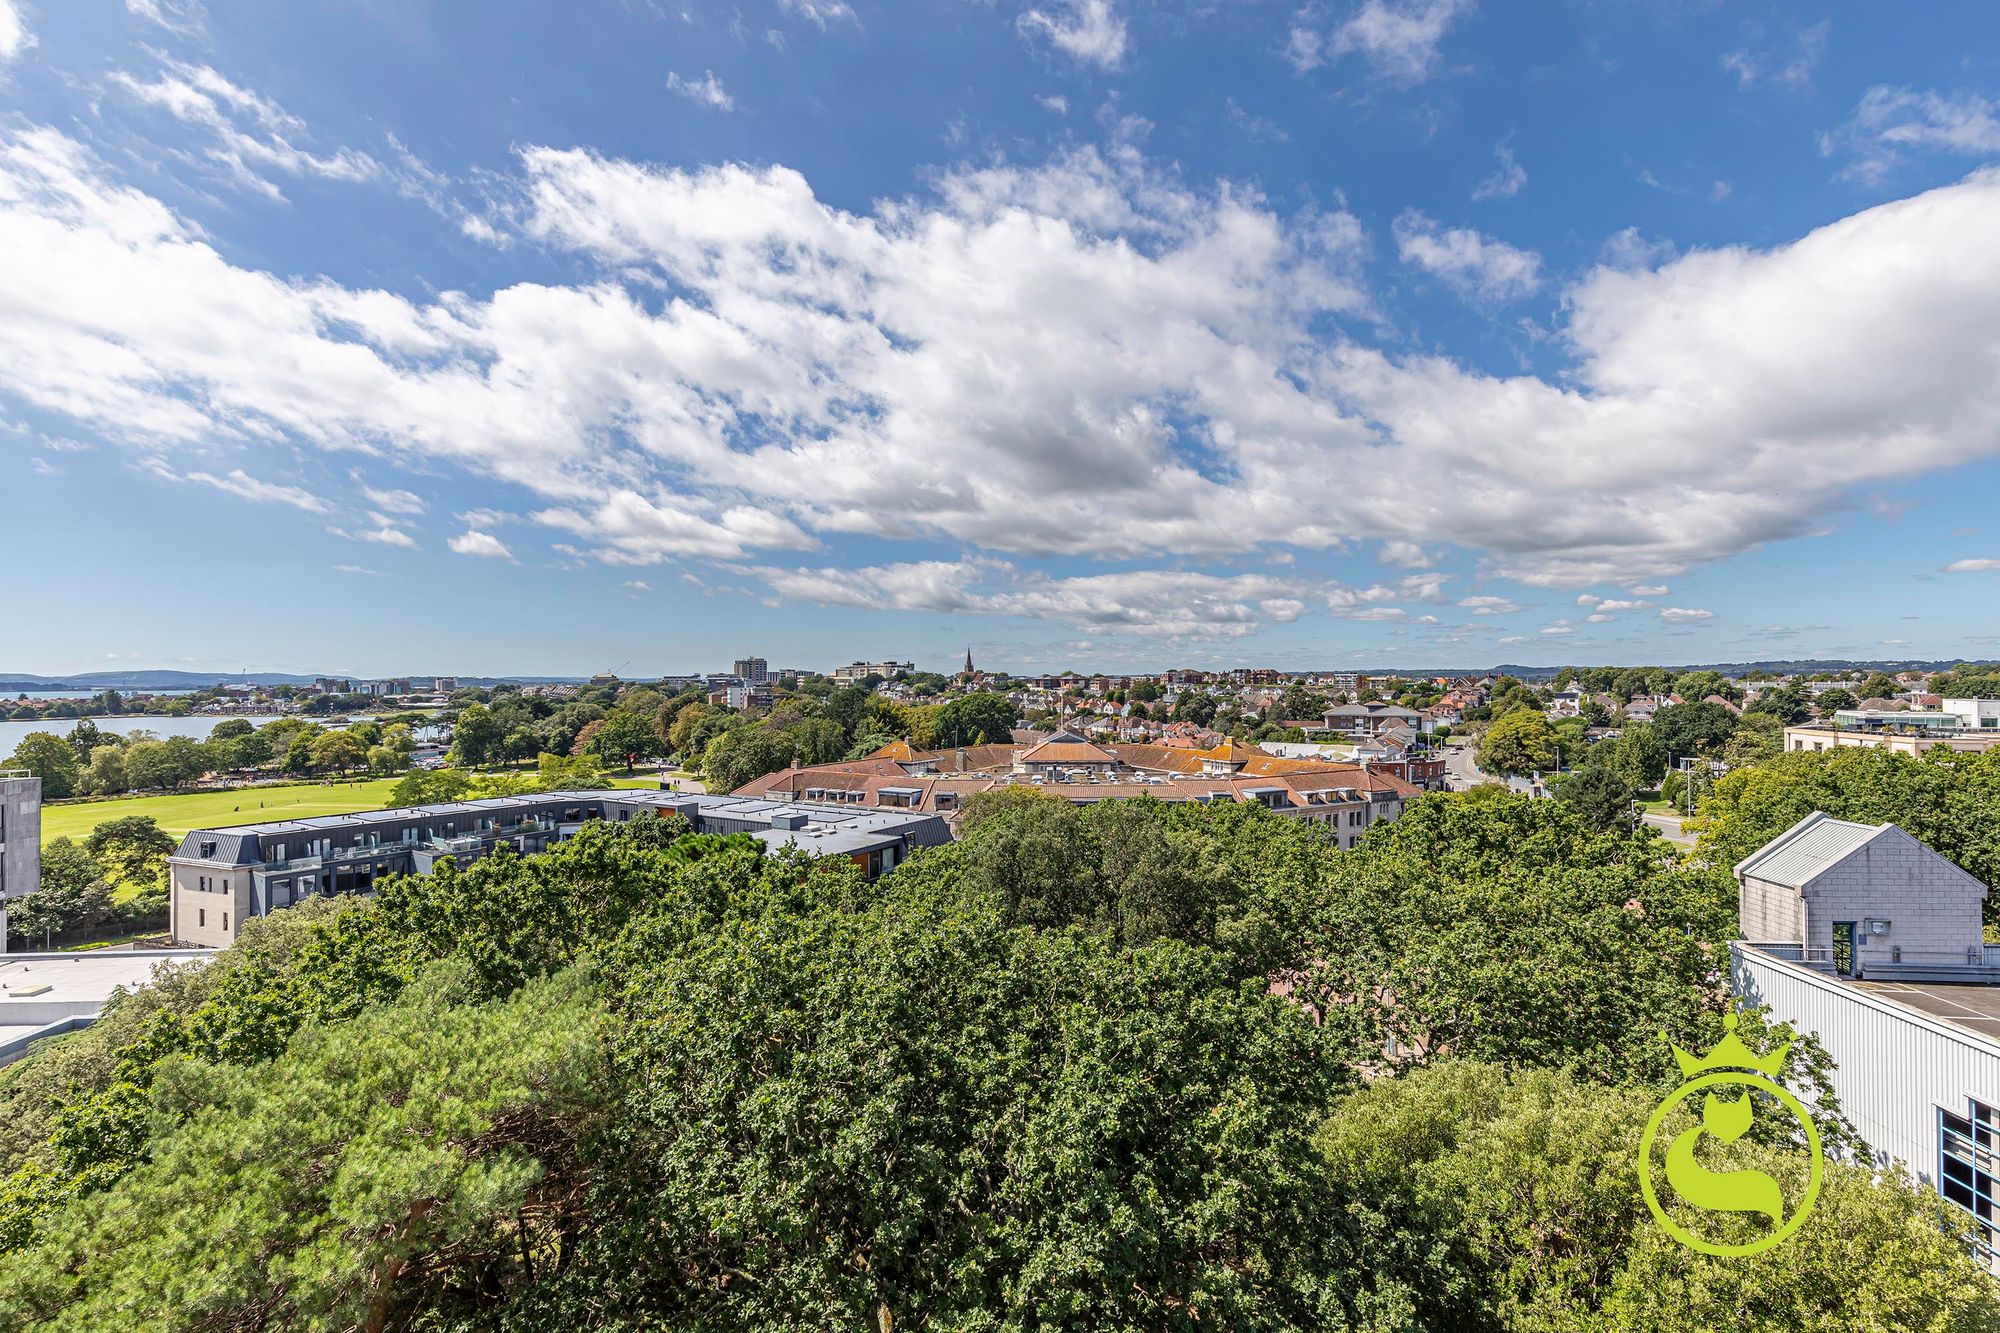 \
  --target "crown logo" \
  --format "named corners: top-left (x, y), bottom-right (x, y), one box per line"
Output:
top-left (1665, 1011), bottom-right (1789, 1081)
